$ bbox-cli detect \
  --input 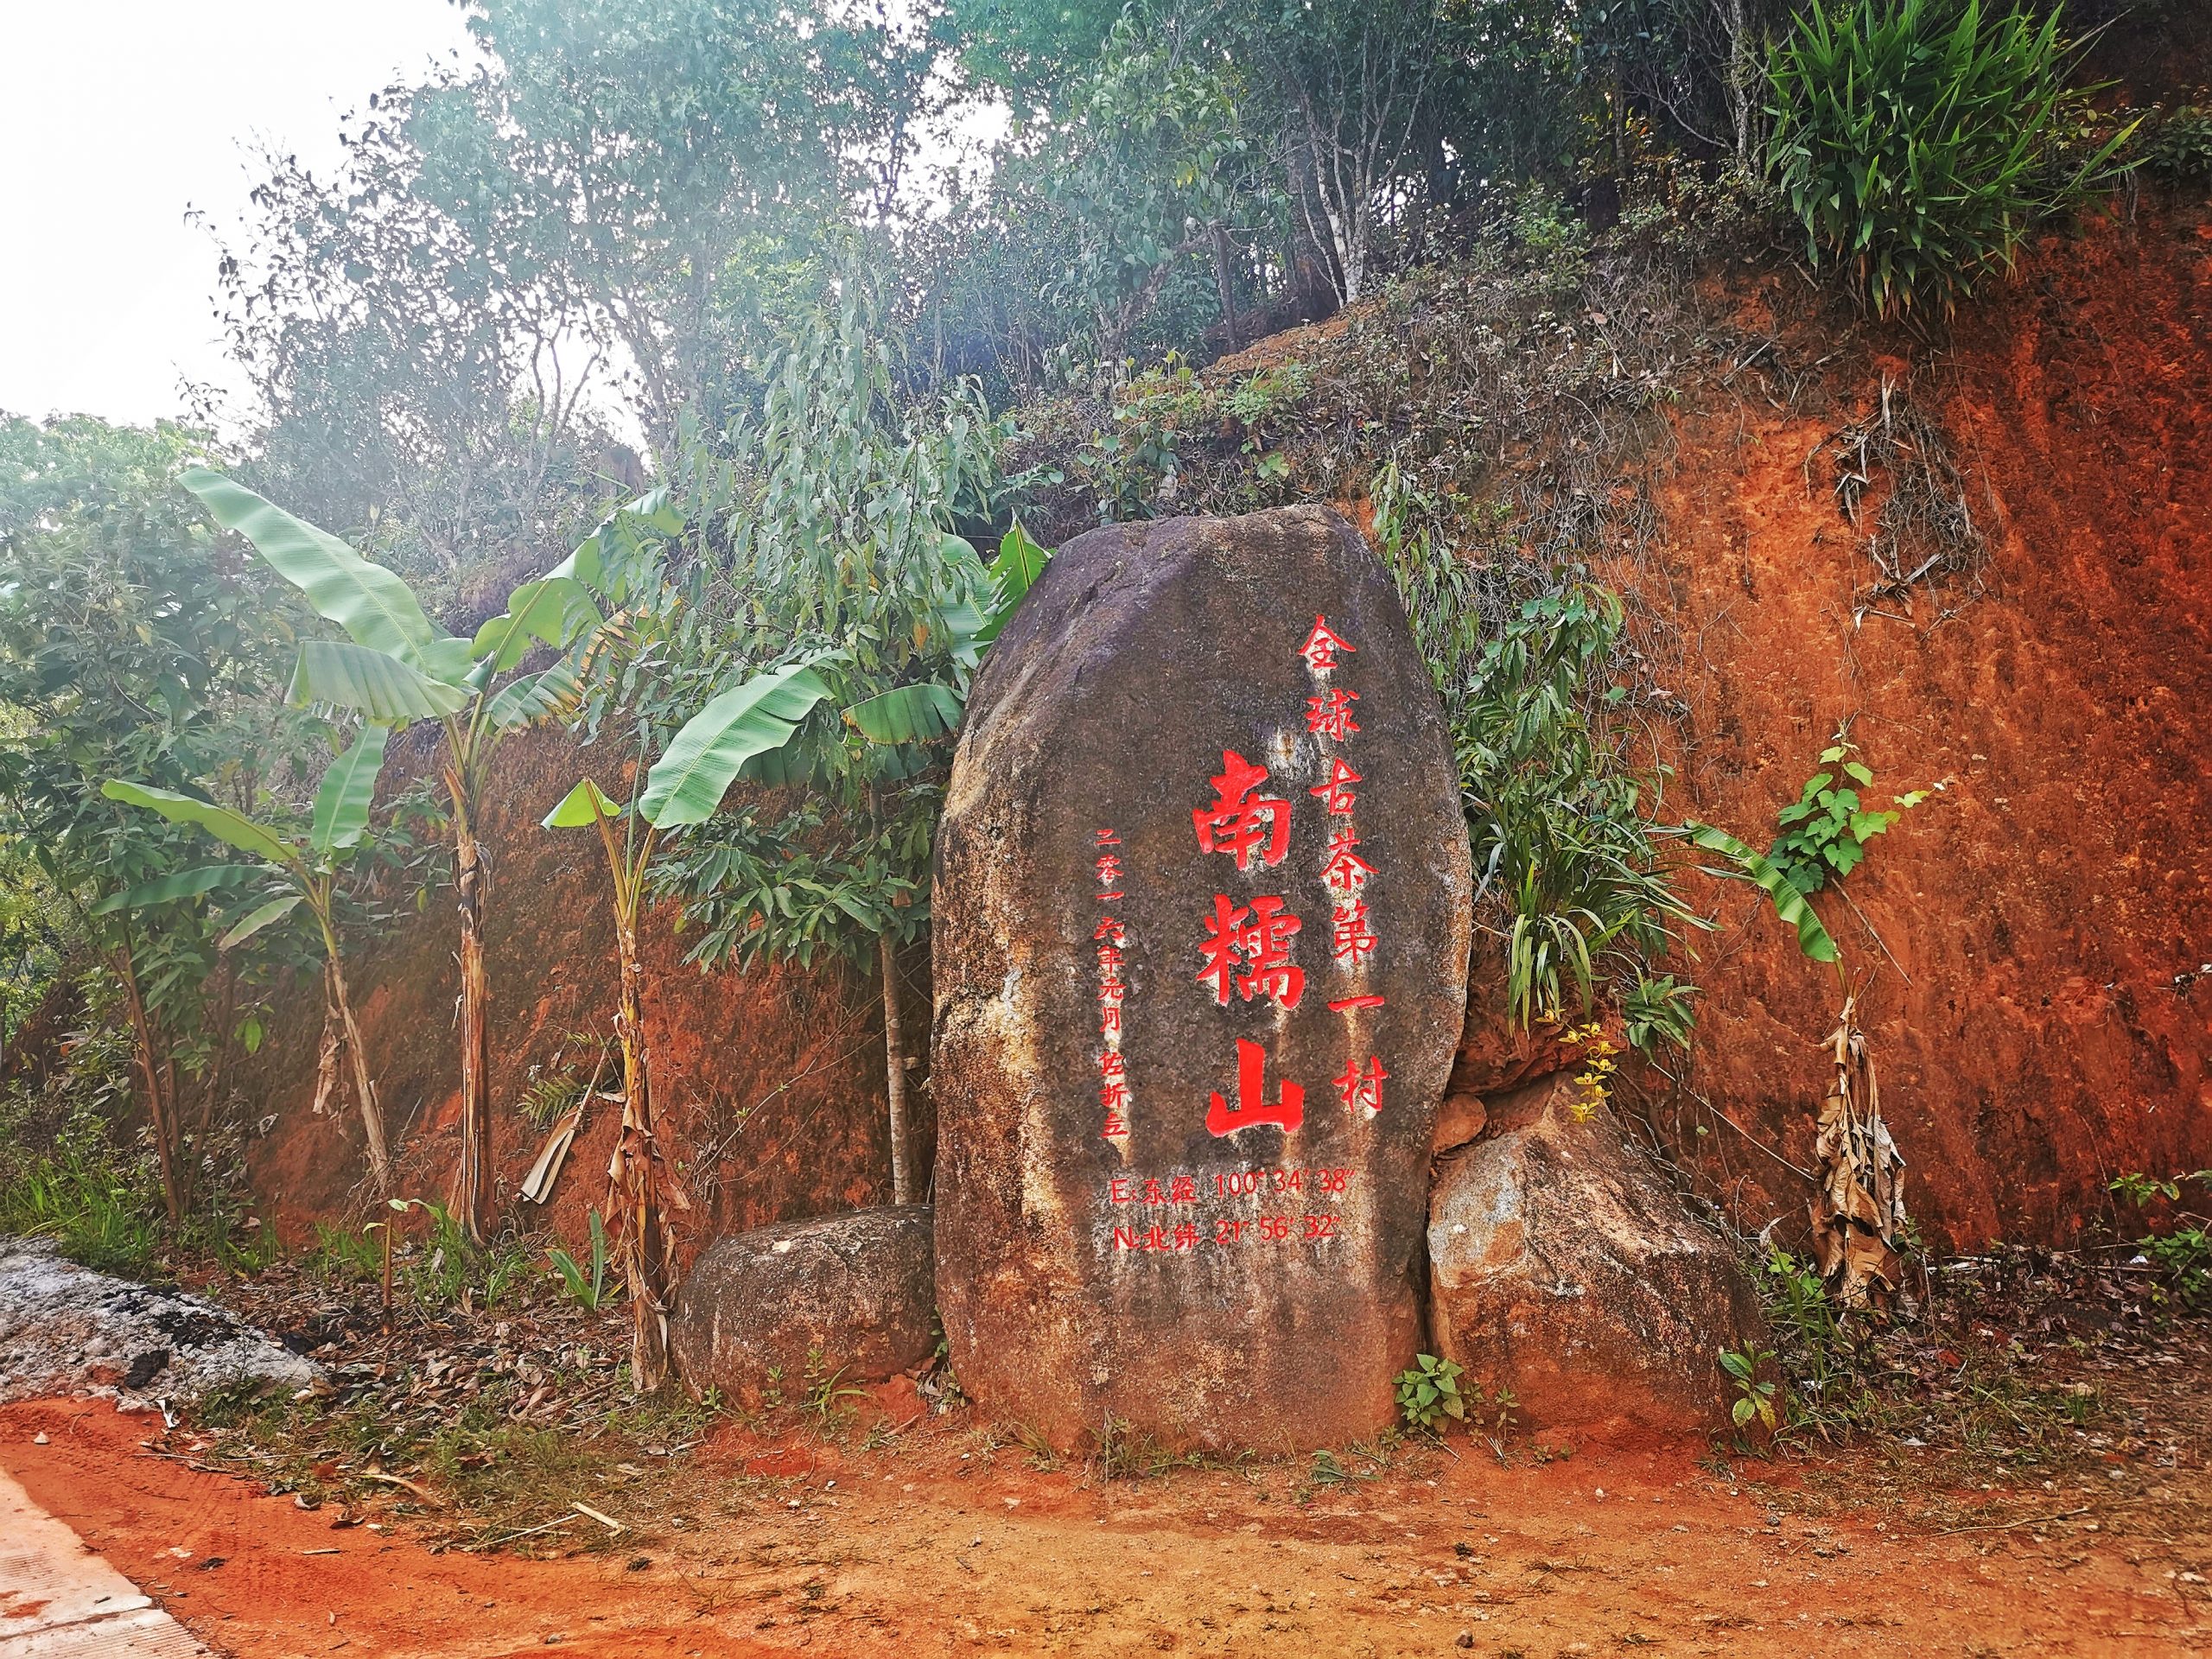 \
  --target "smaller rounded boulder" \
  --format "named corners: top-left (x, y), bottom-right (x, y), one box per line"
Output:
top-left (669, 1205), bottom-right (936, 1408)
